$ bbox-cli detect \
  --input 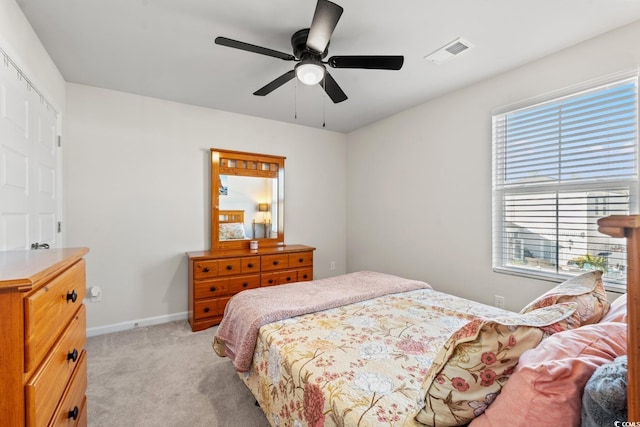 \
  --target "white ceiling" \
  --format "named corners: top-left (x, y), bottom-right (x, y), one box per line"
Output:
top-left (16, 0), bottom-right (640, 133)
